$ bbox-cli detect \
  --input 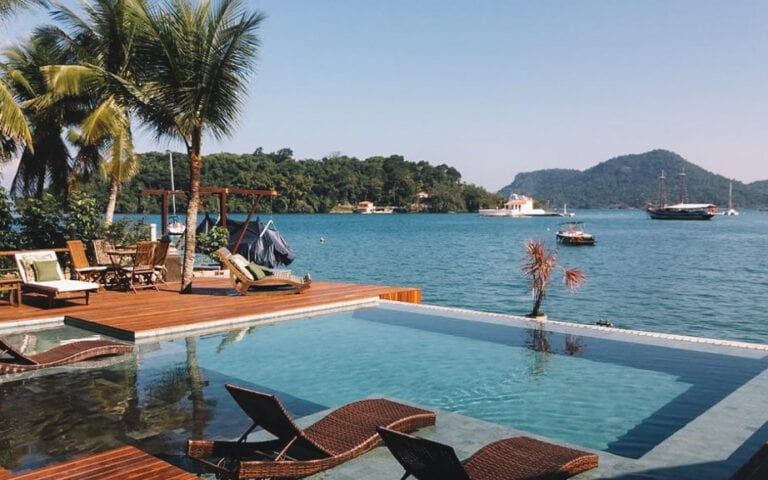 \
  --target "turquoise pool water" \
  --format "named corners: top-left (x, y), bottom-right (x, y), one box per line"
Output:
top-left (1, 303), bottom-right (767, 473)
top-left (143, 304), bottom-right (768, 458)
